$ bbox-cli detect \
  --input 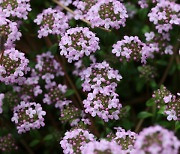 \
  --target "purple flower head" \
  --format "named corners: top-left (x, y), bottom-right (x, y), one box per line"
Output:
top-left (82, 139), bottom-right (124, 154)
top-left (0, 134), bottom-right (18, 152)
top-left (35, 51), bottom-right (64, 83)
top-left (59, 27), bottom-right (100, 63)
top-left (107, 127), bottom-right (137, 153)
top-left (60, 128), bottom-right (95, 154)
top-left (81, 61), bottom-right (122, 93)
top-left (86, 0), bottom-right (128, 29)
top-left (112, 36), bottom-right (151, 64)
top-left (0, 48), bottom-right (30, 85)
top-left (34, 8), bottom-right (69, 38)
top-left (0, 18), bottom-right (22, 49)
top-left (0, 0), bottom-right (31, 19)
top-left (148, 1), bottom-right (180, 33)
top-left (43, 81), bottom-right (71, 109)
top-left (73, 0), bottom-right (98, 20)
top-left (14, 76), bottom-right (42, 102)
top-left (134, 125), bottom-right (180, 154)
top-left (83, 90), bottom-right (122, 122)
top-left (11, 101), bottom-right (46, 134)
